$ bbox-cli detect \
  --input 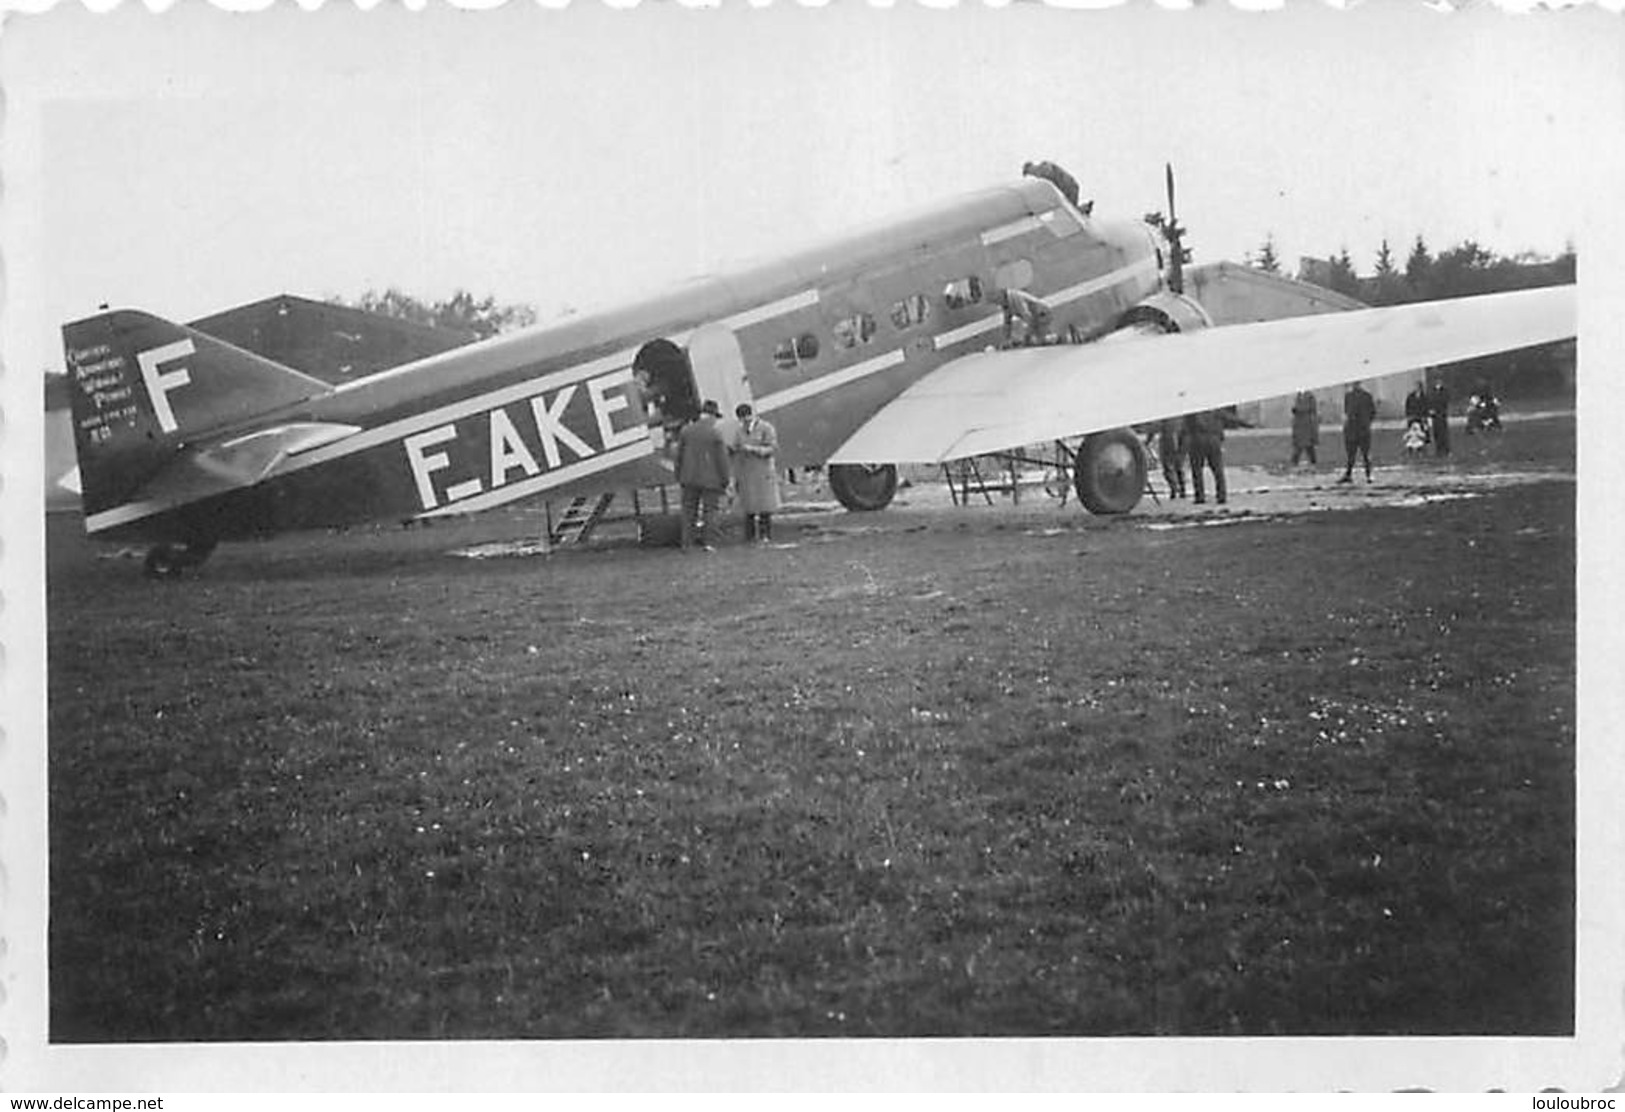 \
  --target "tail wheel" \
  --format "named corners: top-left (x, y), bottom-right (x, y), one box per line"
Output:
top-left (1073, 428), bottom-right (1148, 515)
top-left (143, 540), bottom-right (217, 578)
top-left (828, 463), bottom-right (899, 512)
